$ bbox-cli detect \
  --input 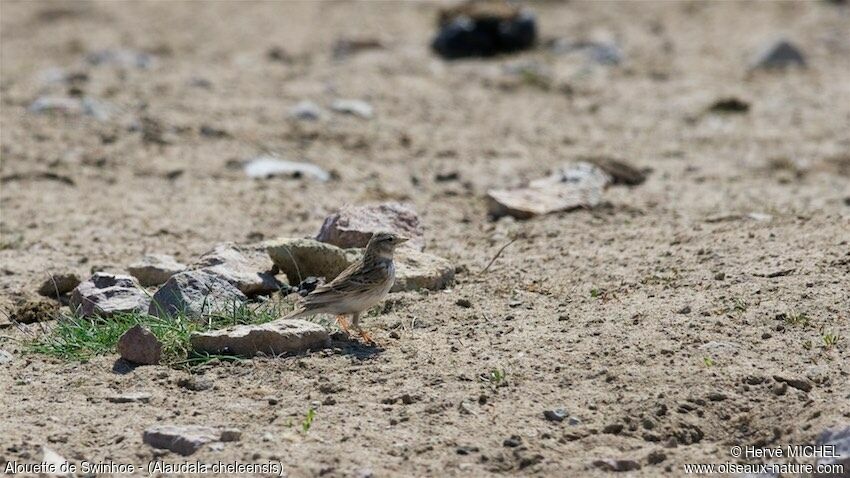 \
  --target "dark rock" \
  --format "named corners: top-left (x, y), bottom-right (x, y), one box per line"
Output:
top-left (709, 97), bottom-right (750, 113)
top-left (677, 305), bottom-right (692, 315)
top-left (70, 273), bottom-right (150, 317)
top-left (432, 2), bottom-right (536, 59)
top-left (177, 376), bottom-right (213, 392)
top-left (592, 458), bottom-right (641, 472)
top-left (603, 423), bottom-right (624, 435)
top-left (118, 325), bottom-right (162, 365)
top-left (584, 157), bottom-right (650, 186)
top-left (543, 409), bottom-right (568, 422)
top-left (773, 374), bottom-right (813, 392)
top-left (10, 297), bottom-right (59, 324)
top-left (296, 276), bottom-right (323, 296)
top-left (647, 450), bottom-right (667, 465)
top-left (36, 272), bottom-right (80, 296)
top-left (456, 298), bottom-right (472, 308)
top-left (752, 39), bottom-right (806, 69)
top-left (503, 435), bottom-right (522, 447)
top-left (149, 270), bottom-right (247, 319)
